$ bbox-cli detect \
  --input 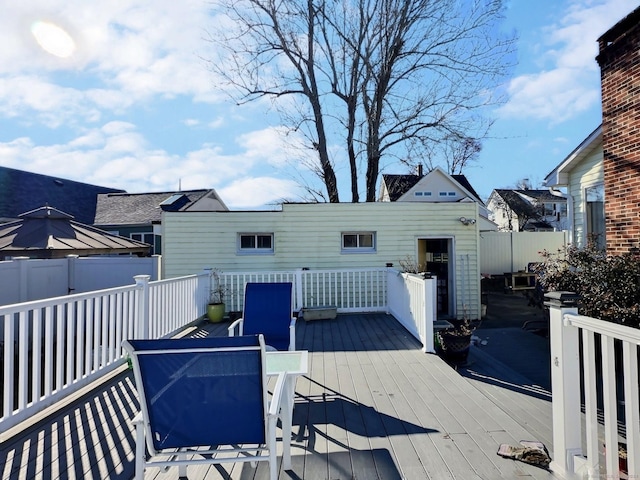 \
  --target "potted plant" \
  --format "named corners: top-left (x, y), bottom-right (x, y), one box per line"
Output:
top-left (436, 310), bottom-right (479, 364)
top-left (207, 269), bottom-right (228, 323)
